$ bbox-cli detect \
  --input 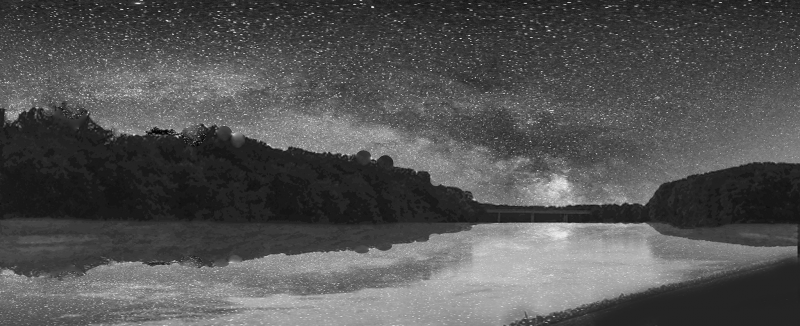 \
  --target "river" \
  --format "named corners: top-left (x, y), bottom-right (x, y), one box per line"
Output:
top-left (0, 222), bottom-right (796, 326)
